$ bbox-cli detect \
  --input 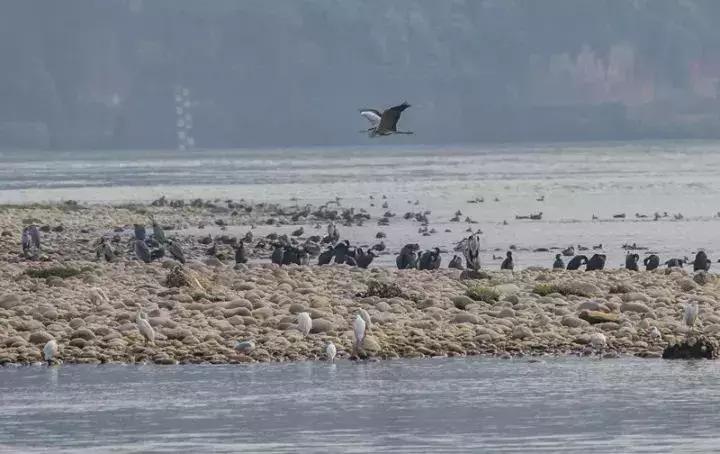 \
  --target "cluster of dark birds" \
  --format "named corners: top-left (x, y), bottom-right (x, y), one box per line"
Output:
top-left (16, 211), bottom-right (713, 275)
top-left (93, 217), bottom-right (248, 266)
top-left (551, 250), bottom-right (711, 272)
